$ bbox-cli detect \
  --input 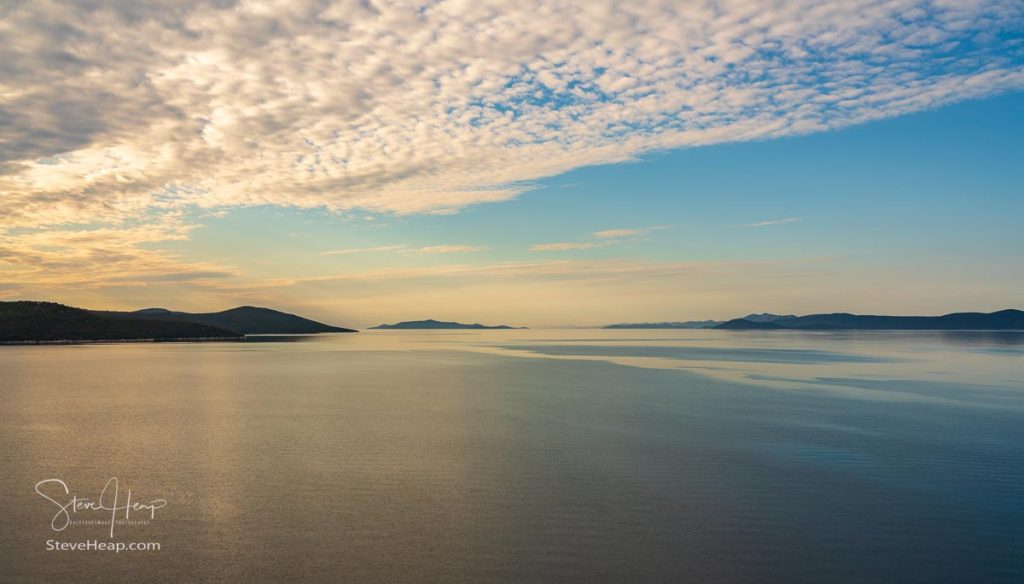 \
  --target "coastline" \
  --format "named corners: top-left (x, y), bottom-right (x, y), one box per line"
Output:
top-left (0, 336), bottom-right (245, 346)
